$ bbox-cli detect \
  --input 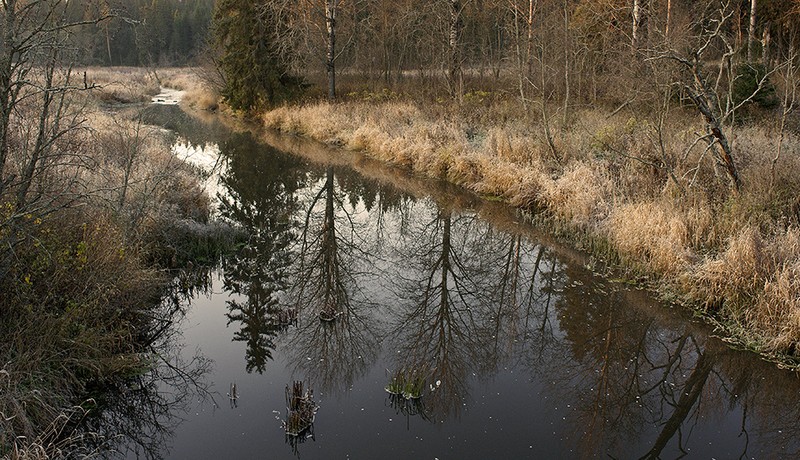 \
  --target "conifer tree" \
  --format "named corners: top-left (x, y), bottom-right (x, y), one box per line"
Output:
top-left (212, 0), bottom-right (303, 111)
